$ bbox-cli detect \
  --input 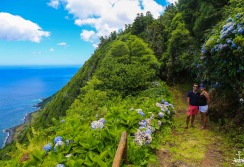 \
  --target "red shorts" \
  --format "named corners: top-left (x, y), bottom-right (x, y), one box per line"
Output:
top-left (187, 105), bottom-right (199, 116)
